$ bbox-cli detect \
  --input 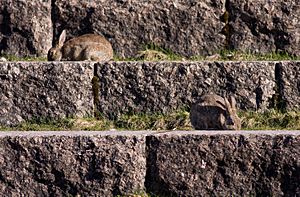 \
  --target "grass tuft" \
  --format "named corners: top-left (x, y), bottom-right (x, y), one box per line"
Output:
top-left (217, 50), bottom-right (299, 61)
top-left (114, 44), bottom-right (184, 61)
top-left (1, 110), bottom-right (299, 131)
top-left (0, 118), bottom-right (75, 131)
top-left (1, 49), bottom-right (299, 62)
top-left (115, 110), bottom-right (191, 131)
top-left (240, 110), bottom-right (300, 130)
top-left (1, 54), bottom-right (47, 62)
top-left (114, 47), bottom-right (300, 62)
